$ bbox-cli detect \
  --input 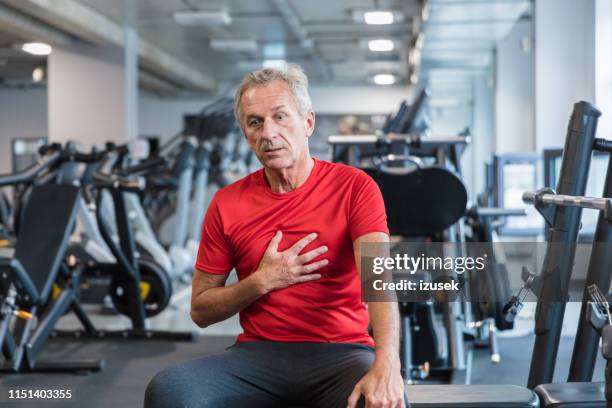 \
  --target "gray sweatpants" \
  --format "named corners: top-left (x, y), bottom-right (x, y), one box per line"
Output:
top-left (144, 341), bottom-right (409, 408)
